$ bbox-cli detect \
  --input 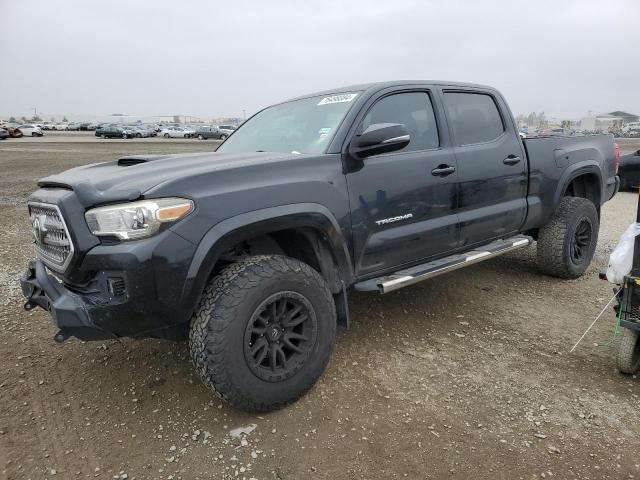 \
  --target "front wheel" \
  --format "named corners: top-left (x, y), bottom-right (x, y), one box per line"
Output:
top-left (220, 134), bottom-right (228, 140)
top-left (164, 133), bottom-right (170, 138)
top-left (189, 255), bottom-right (336, 412)
top-left (537, 196), bottom-right (599, 279)
top-left (197, 134), bottom-right (204, 140)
